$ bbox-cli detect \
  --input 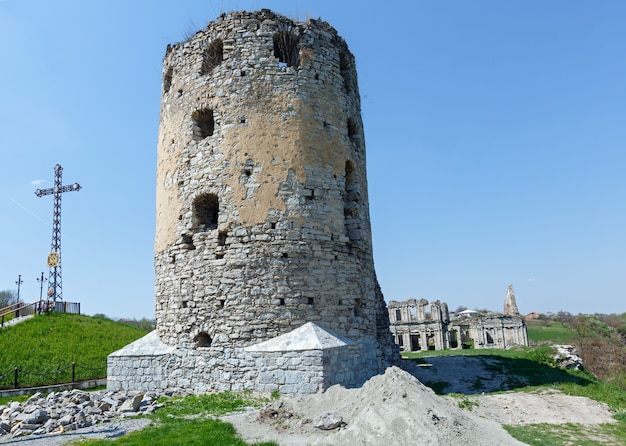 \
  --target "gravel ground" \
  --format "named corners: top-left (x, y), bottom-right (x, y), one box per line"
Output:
top-left (0, 418), bottom-right (152, 445)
